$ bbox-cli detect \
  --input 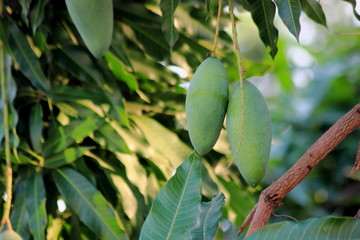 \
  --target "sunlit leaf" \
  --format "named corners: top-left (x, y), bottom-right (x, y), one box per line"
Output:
top-left (300, 0), bottom-right (327, 27)
top-left (160, 0), bottom-right (180, 49)
top-left (44, 147), bottom-right (91, 168)
top-left (26, 171), bottom-right (47, 240)
top-left (243, 0), bottom-right (279, 58)
top-left (140, 152), bottom-right (202, 240)
top-left (29, 102), bottom-right (43, 153)
top-left (275, 0), bottom-right (301, 41)
top-left (190, 193), bottom-right (225, 240)
top-left (247, 217), bottom-right (360, 239)
top-left (53, 168), bottom-right (126, 240)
